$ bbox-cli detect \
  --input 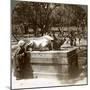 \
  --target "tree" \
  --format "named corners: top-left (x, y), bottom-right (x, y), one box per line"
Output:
top-left (12, 2), bottom-right (59, 36)
top-left (51, 4), bottom-right (87, 27)
top-left (12, 2), bottom-right (87, 36)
